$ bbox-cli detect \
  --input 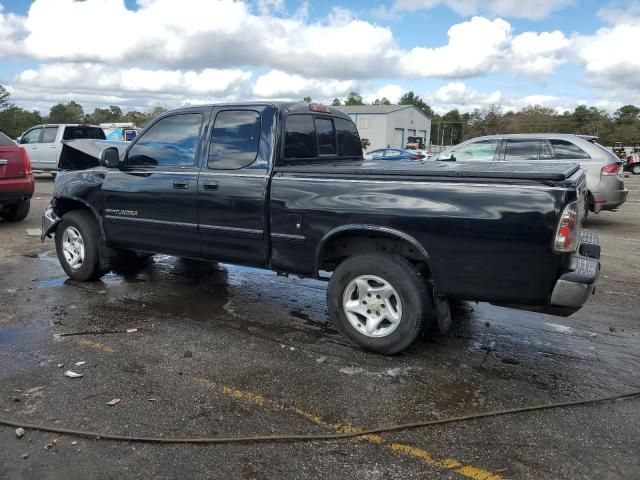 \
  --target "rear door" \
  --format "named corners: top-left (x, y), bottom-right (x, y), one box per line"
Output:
top-left (19, 127), bottom-right (43, 168)
top-left (38, 126), bottom-right (61, 169)
top-left (198, 106), bottom-right (274, 266)
top-left (102, 110), bottom-right (207, 257)
top-left (501, 138), bottom-right (551, 162)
